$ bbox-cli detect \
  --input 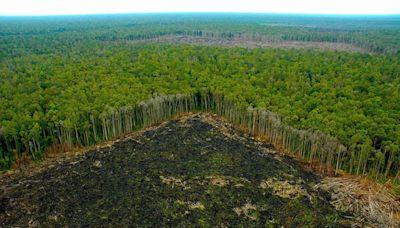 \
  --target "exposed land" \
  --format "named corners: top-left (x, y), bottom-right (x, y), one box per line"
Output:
top-left (0, 114), bottom-right (351, 226)
top-left (1, 114), bottom-right (398, 226)
top-left (130, 35), bottom-right (370, 53)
